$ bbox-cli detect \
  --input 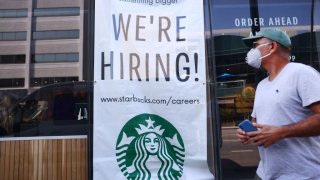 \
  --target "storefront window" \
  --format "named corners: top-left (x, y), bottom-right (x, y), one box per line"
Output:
top-left (1, 0), bottom-right (320, 179)
top-left (0, 0), bottom-right (89, 179)
top-left (209, 0), bottom-right (320, 179)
